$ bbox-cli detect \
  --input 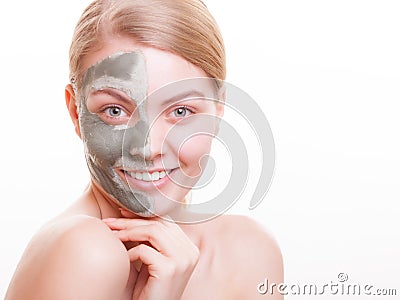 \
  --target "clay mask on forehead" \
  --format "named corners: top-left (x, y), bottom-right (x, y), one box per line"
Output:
top-left (78, 51), bottom-right (154, 215)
